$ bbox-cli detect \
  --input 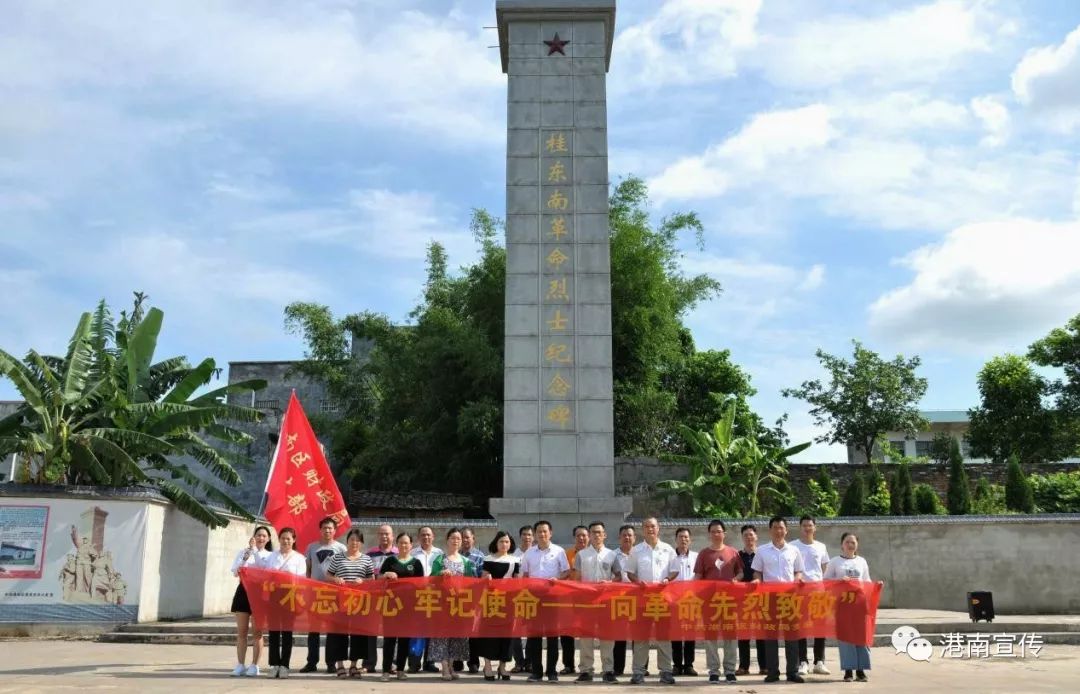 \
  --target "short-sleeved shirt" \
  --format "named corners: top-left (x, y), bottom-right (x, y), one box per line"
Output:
top-left (751, 542), bottom-right (805, 583)
top-left (409, 546), bottom-right (445, 577)
top-left (366, 546), bottom-right (398, 574)
top-left (326, 552), bottom-right (375, 582)
top-left (463, 547), bottom-right (486, 577)
top-left (259, 550), bottom-right (307, 576)
top-left (626, 541), bottom-right (677, 584)
top-left (669, 550), bottom-right (699, 581)
top-left (790, 539), bottom-right (829, 581)
top-left (521, 544), bottom-right (570, 579)
top-left (823, 555), bottom-right (871, 582)
top-left (694, 546), bottom-right (742, 581)
top-left (380, 555), bottom-right (424, 579)
top-left (305, 541), bottom-right (346, 581)
top-left (615, 549), bottom-right (632, 583)
top-left (574, 546), bottom-right (618, 583)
